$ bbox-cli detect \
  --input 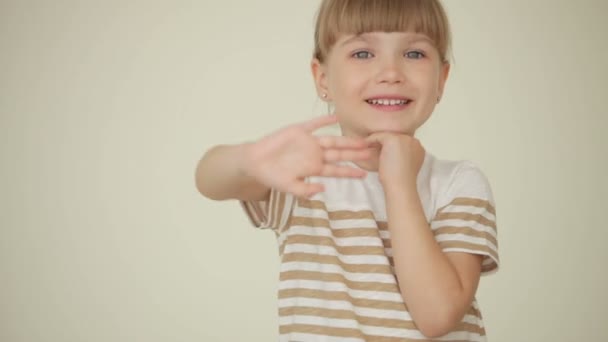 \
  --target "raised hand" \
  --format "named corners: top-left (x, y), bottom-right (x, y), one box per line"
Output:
top-left (244, 115), bottom-right (371, 198)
